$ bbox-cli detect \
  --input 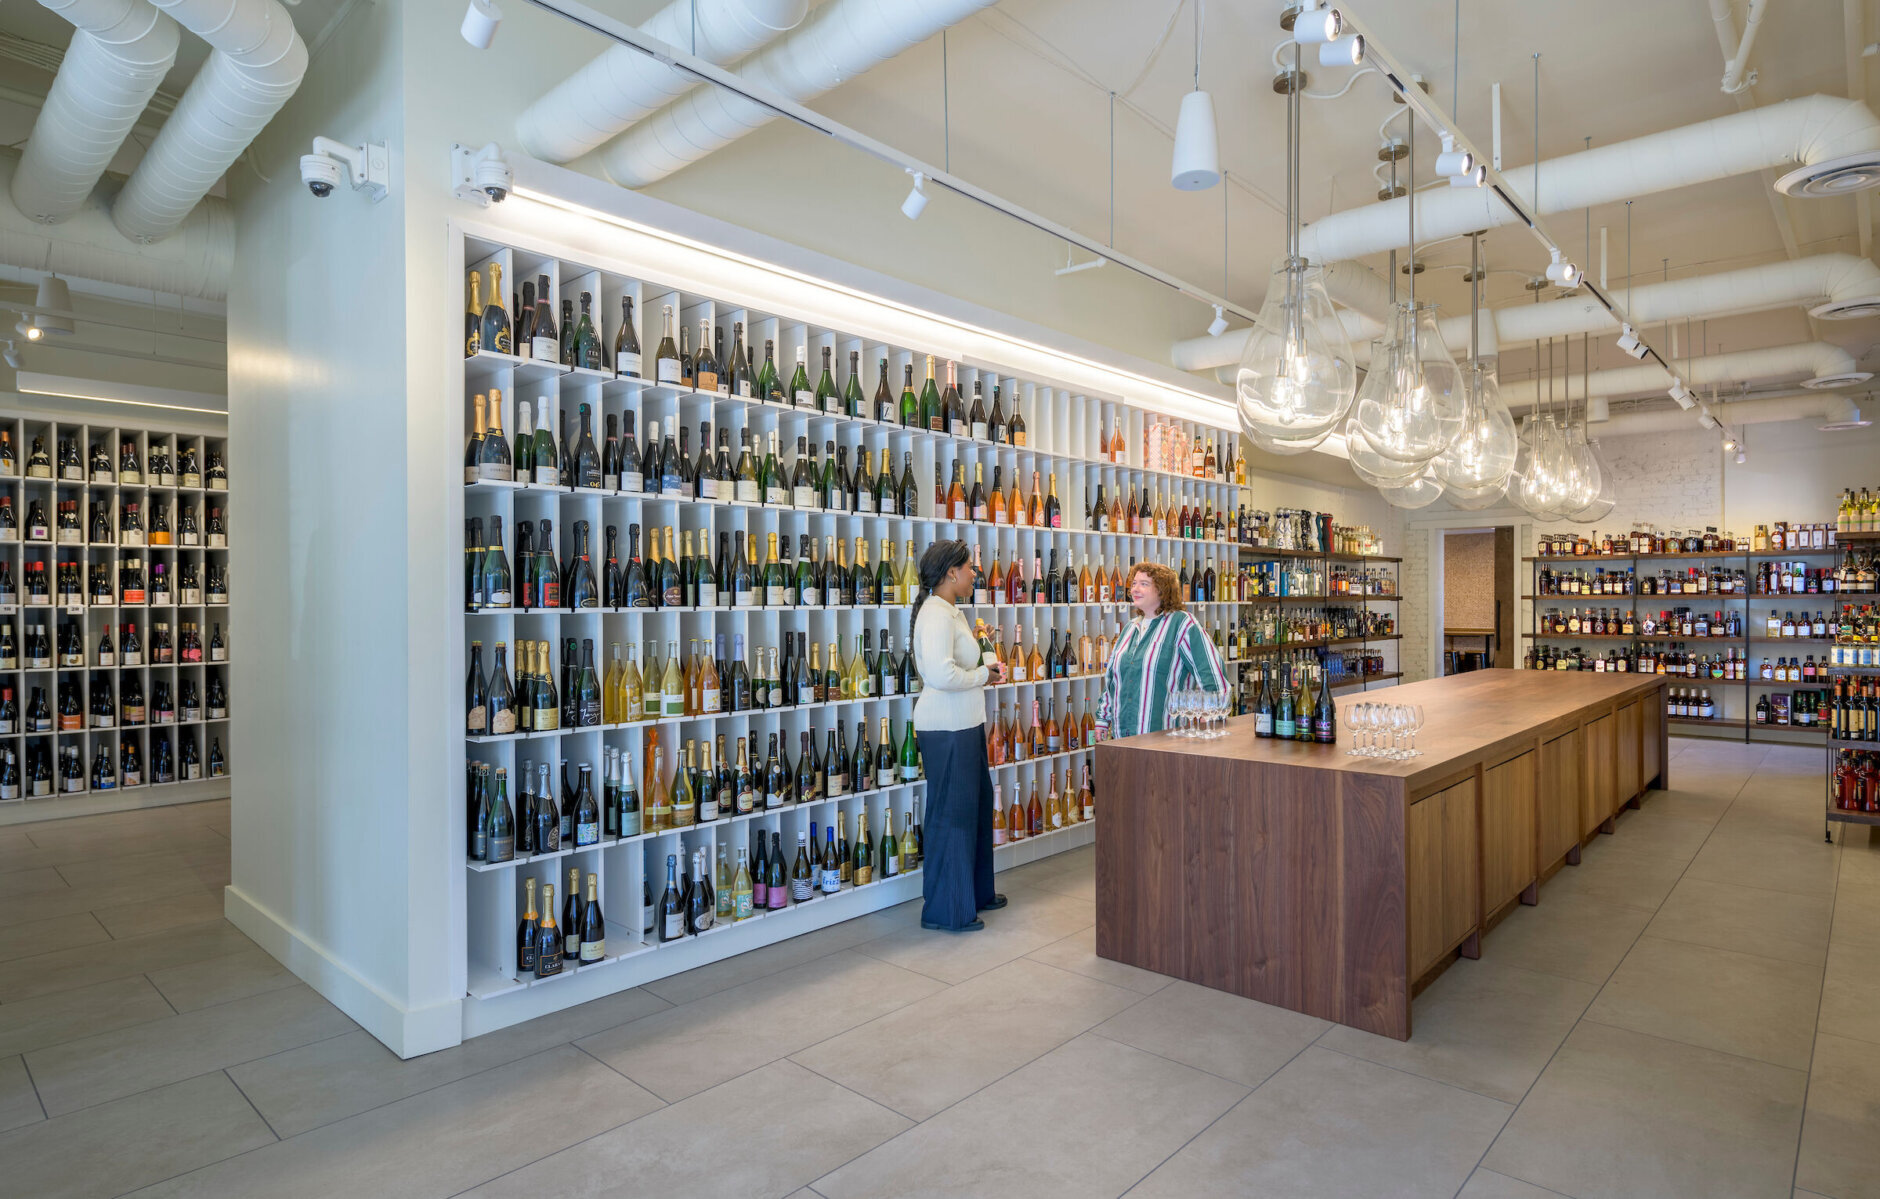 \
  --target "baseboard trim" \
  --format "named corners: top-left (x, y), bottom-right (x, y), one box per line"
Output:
top-left (222, 885), bottom-right (463, 1059)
